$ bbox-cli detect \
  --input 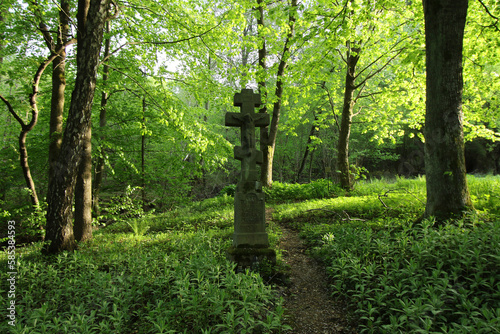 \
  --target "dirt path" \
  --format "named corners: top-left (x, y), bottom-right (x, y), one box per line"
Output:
top-left (268, 209), bottom-right (356, 333)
